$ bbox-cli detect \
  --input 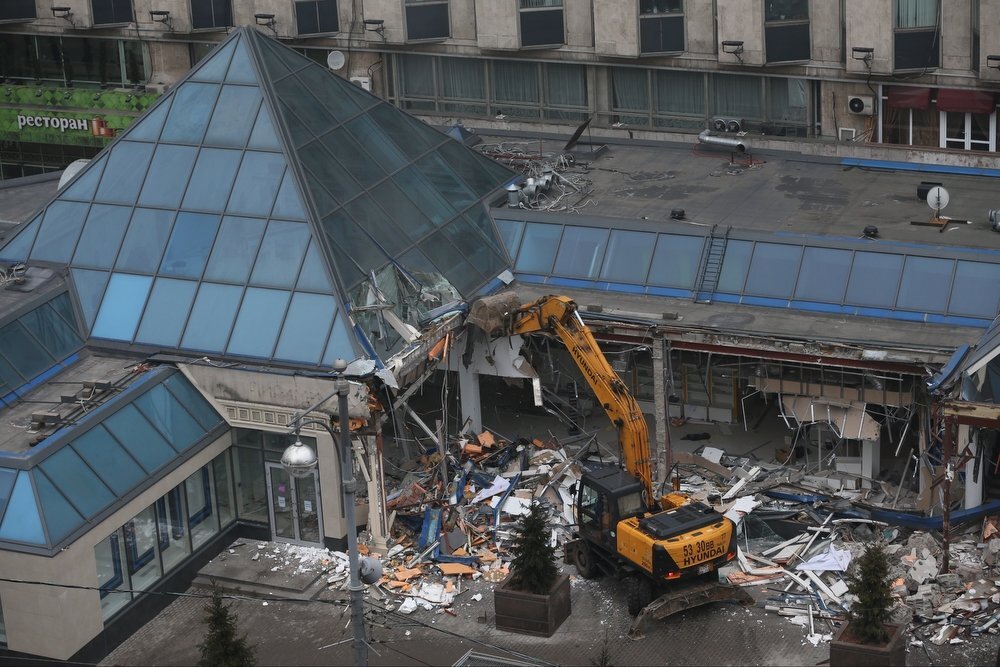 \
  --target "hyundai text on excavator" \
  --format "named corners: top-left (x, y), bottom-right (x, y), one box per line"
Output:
top-left (486, 294), bottom-right (740, 617)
